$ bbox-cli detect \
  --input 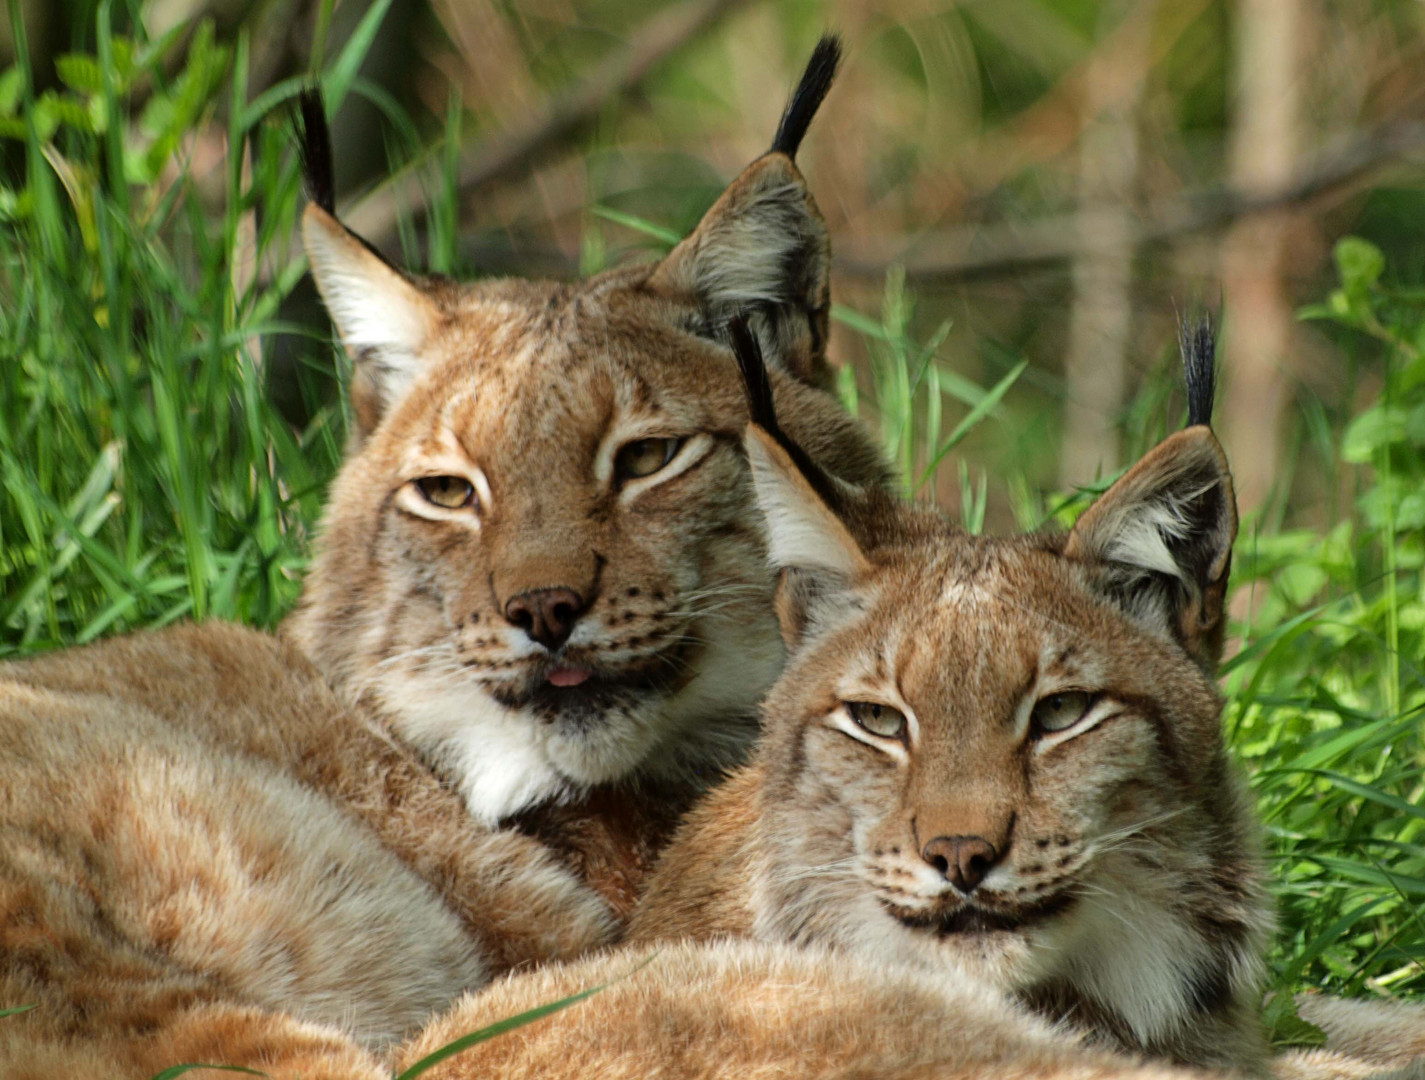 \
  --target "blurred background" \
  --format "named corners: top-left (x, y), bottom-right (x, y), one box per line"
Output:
top-left (8, 0), bottom-right (1425, 530)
